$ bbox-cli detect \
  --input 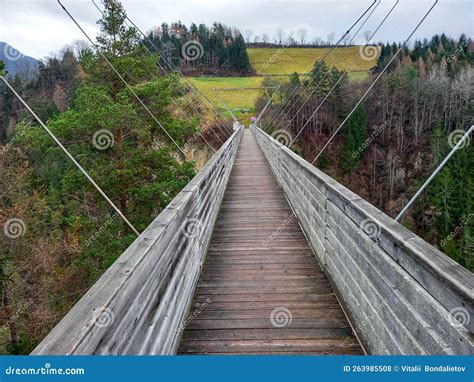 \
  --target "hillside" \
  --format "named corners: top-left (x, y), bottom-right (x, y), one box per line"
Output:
top-left (190, 46), bottom-right (378, 120)
top-left (248, 46), bottom-right (378, 76)
top-left (0, 42), bottom-right (38, 76)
